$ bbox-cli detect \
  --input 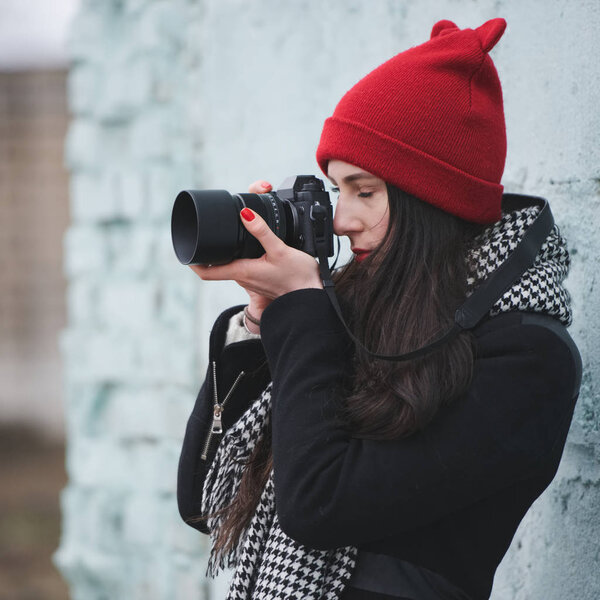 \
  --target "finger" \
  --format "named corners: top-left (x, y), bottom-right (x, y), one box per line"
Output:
top-left (240, 208), bottom-right (286, 257)
top-left (189, 262), bottom-right (247, 281)
top-left (248, 180), bottom-right (272, 194)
